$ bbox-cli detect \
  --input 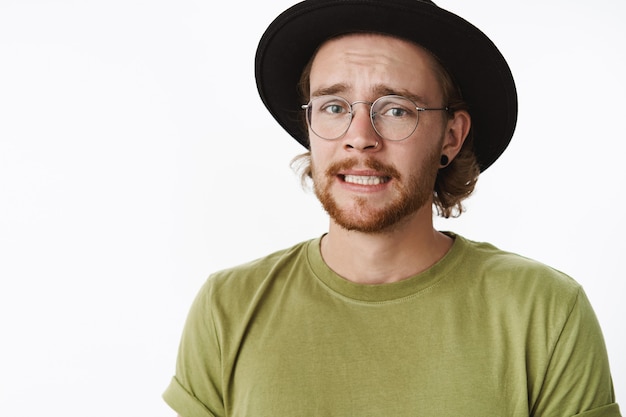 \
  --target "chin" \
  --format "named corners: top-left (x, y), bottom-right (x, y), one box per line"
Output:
top-left (329, 200), bottom-right (430, 234)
